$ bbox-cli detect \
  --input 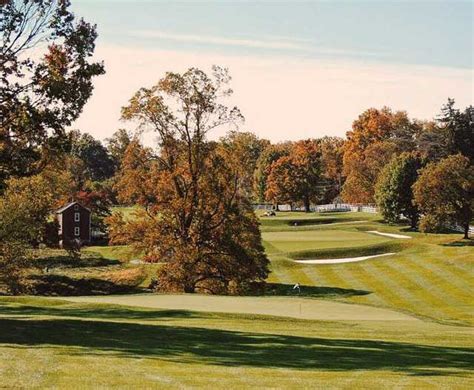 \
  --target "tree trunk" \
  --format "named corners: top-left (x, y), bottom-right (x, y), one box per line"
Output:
top-left (303, 195), bottom-right (310, 213)
top-left (464, 223), bottom-right (470, 239)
